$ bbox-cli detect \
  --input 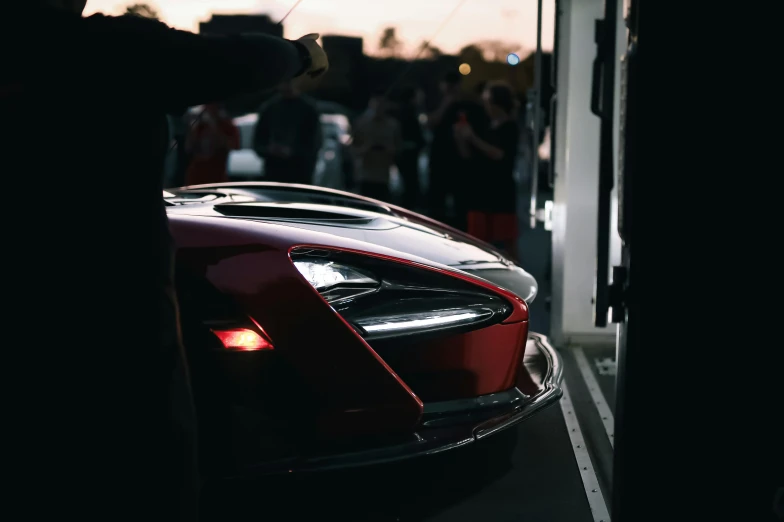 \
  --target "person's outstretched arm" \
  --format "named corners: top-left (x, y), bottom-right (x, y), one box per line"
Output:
top-left (72, 13), bottom-right (316, 111)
